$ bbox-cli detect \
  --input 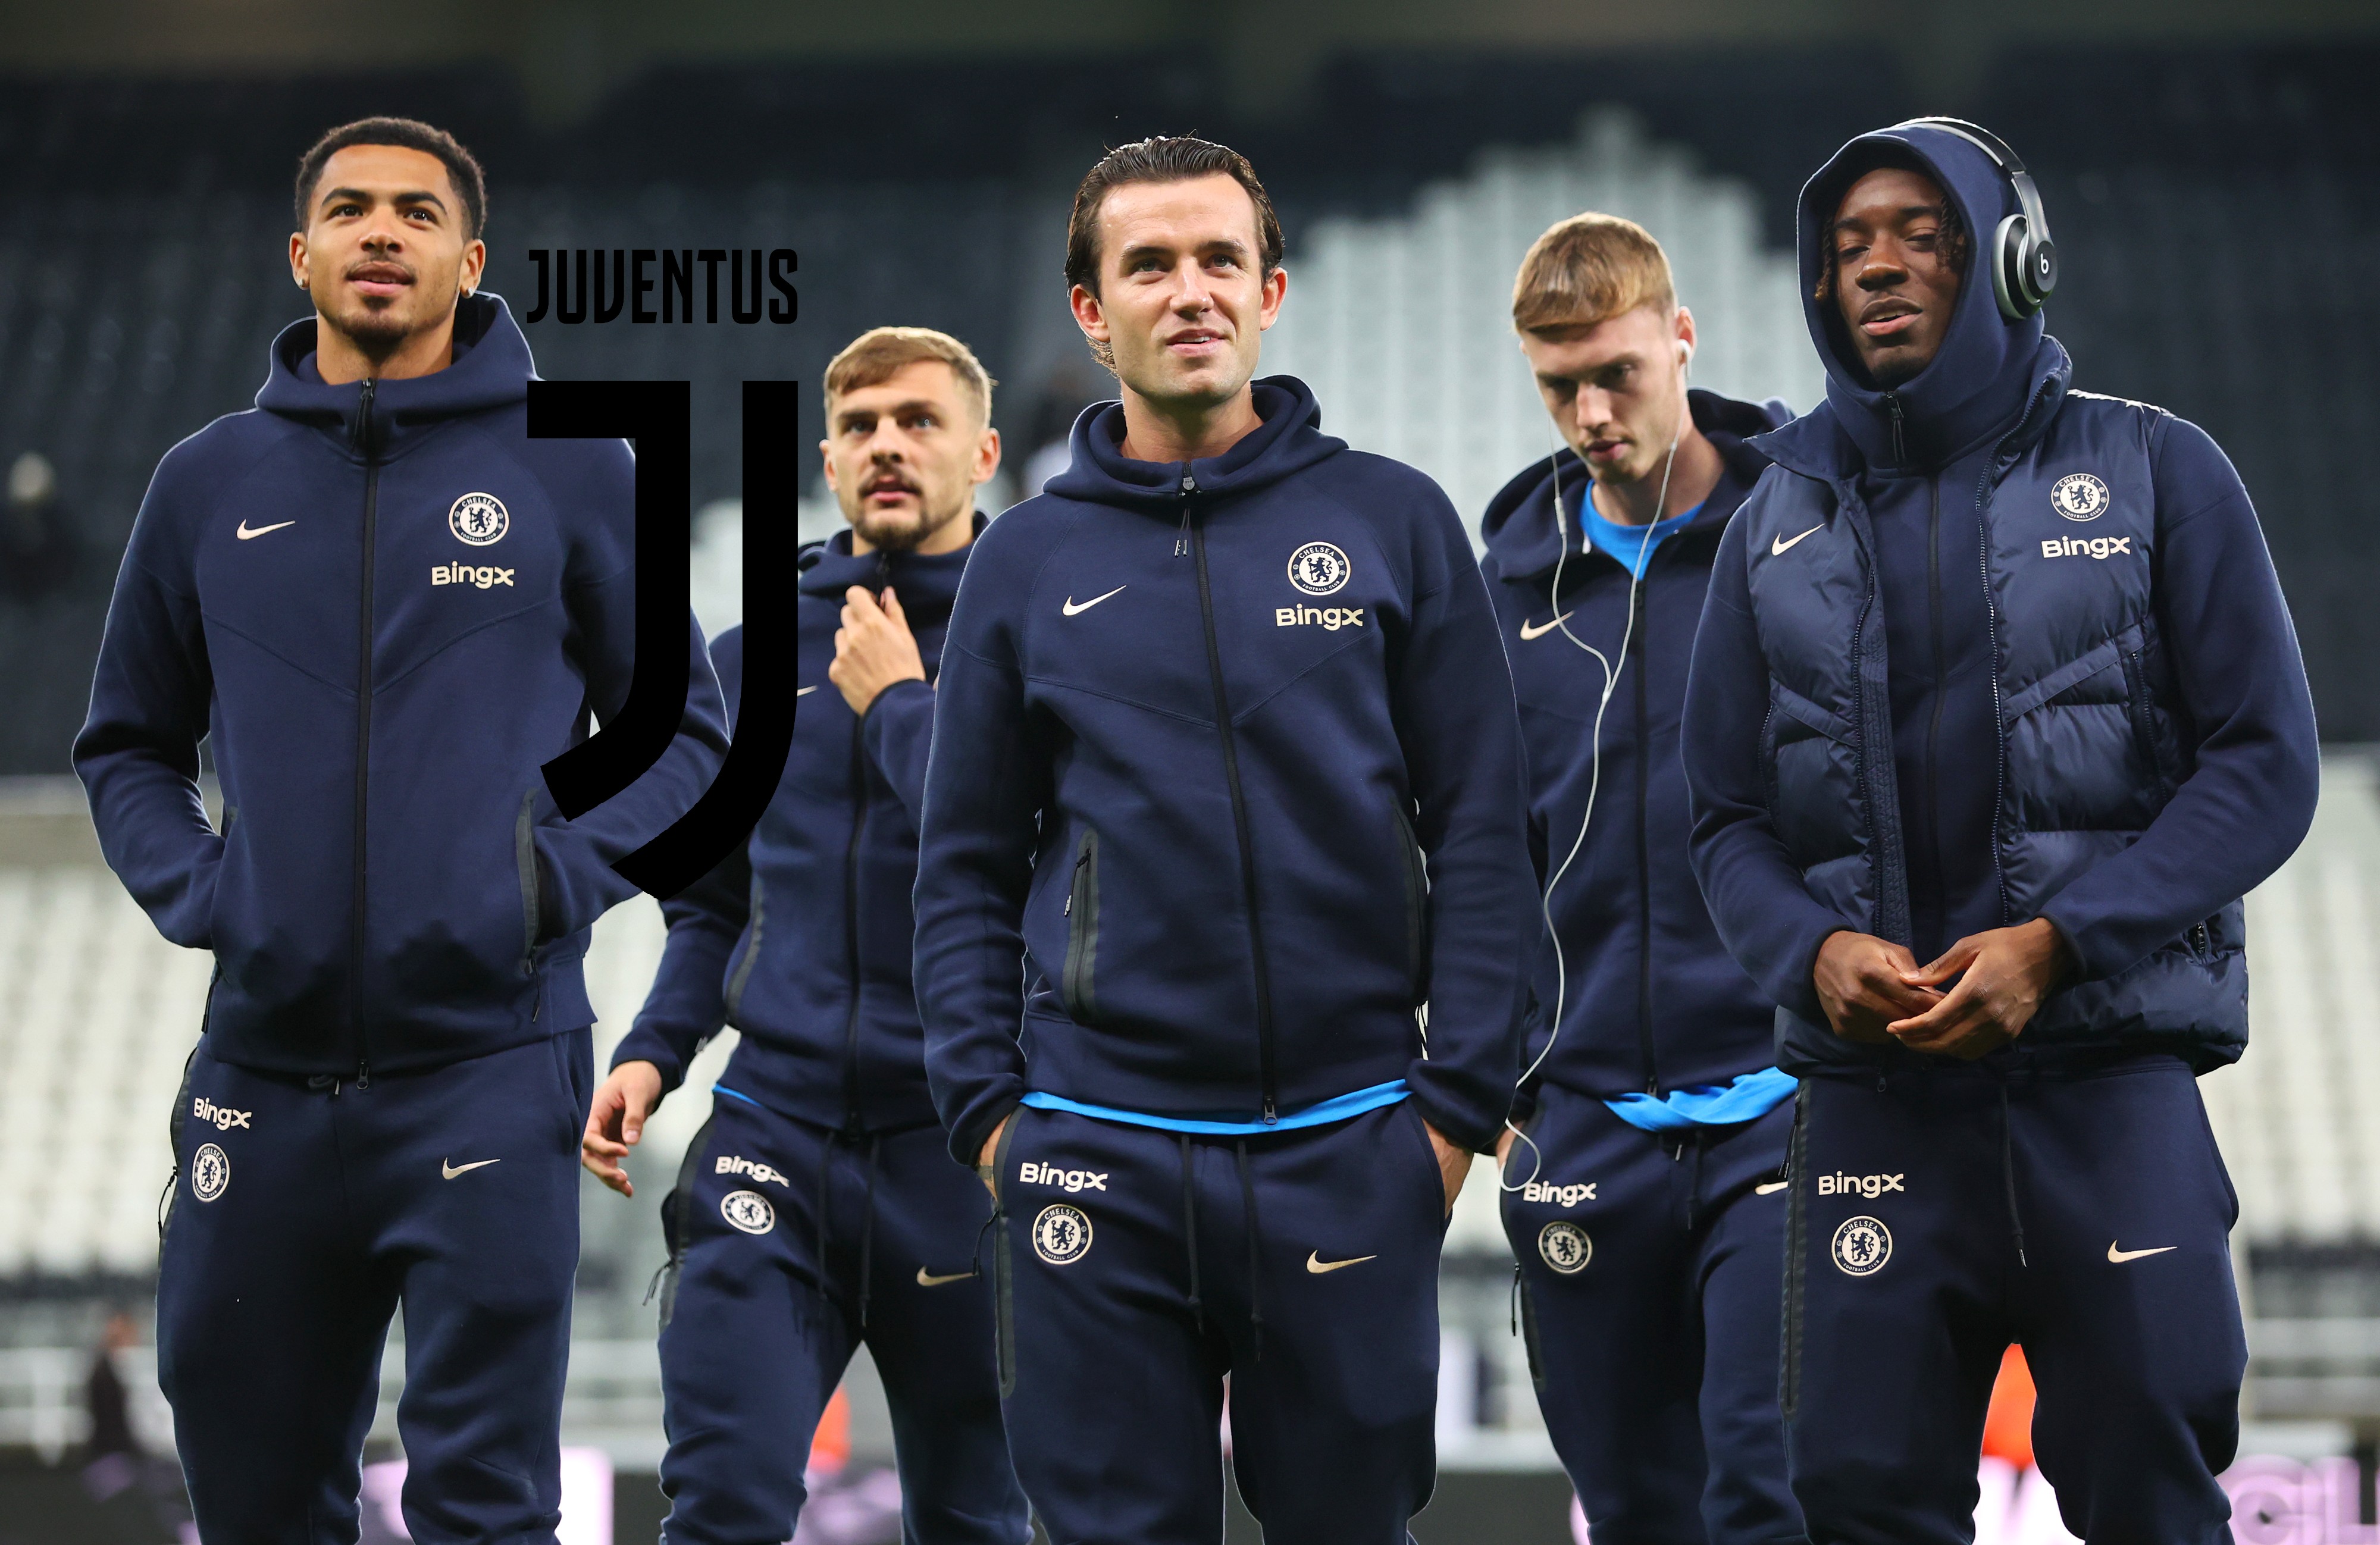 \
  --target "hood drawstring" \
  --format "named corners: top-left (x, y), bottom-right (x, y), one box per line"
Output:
top-left (856, 1135), bottom-right (883, 1329)
top-left (1179, 1134), bottom-right (1205, 1336)
top-left (1998, 1081), bottom-right (2029, 1268)
top-left (1235, 1139), bottom-right (1265, 1362)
